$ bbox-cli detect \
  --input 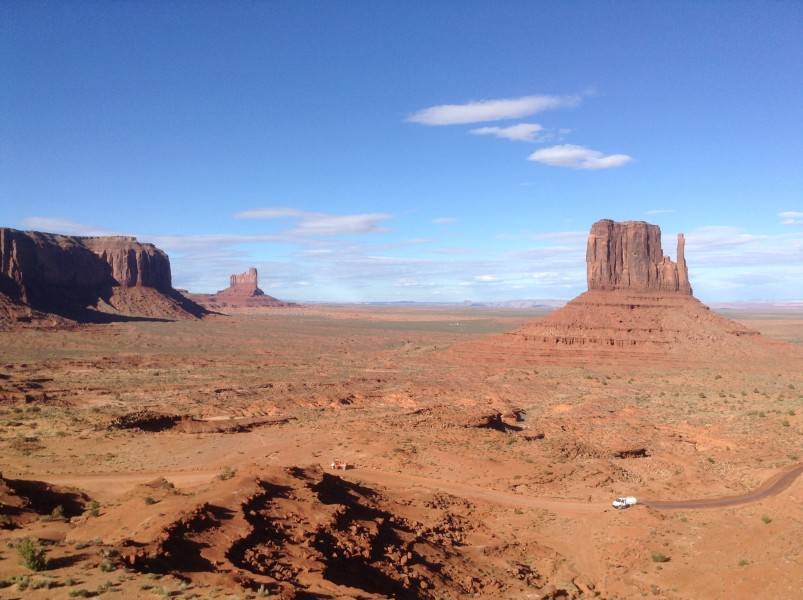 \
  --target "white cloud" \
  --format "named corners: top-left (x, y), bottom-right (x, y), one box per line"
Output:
top-left (779, 211), bottom-right (803, 225)
top-left (528, 144), bottom-right (632, 169)
top-left (235, 207), bottom-right (394, 236)
top-left (432, 217), bottom-right (457, 224)
top-left (645, 209), bottom-right (676, 215)
top-left (470, 123), bottom-right (545, 142)
top-left (407, 94), bottom-right (581, 126)
top-left (233, 207), bottom-right (305, 219)
top-left (529, 231), bottom-right (587, 243)
top-left (16, 217), bottom-right (117, 236)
